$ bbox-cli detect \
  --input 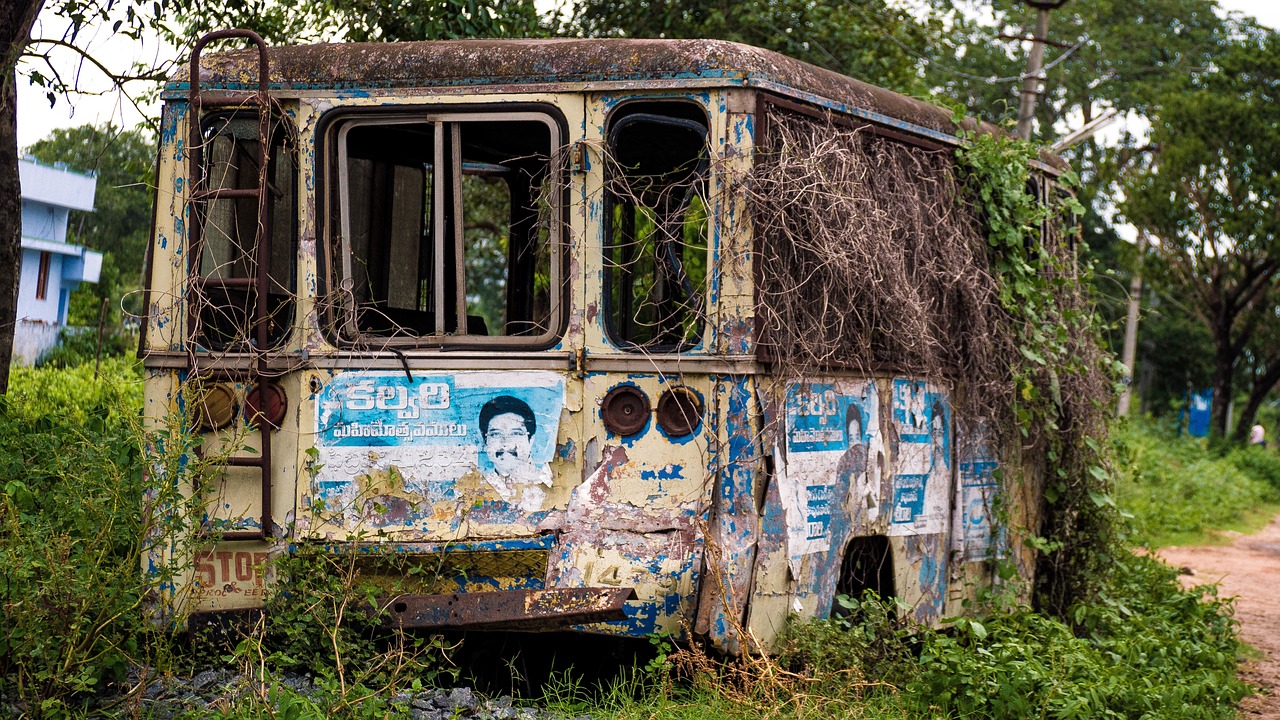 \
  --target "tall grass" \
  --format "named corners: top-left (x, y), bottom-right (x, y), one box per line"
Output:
top-left (1113, 420), bottom-right (1280, 546)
